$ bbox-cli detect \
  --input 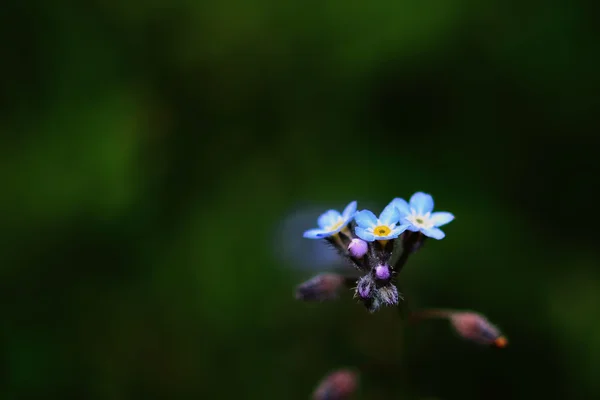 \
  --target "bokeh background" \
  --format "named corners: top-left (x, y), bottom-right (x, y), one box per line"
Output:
top-left (2, 1), bottom-right (599, 399)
